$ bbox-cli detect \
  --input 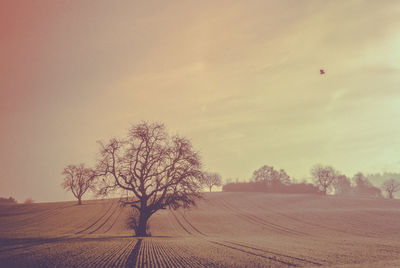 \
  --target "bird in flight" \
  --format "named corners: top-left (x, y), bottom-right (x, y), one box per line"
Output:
top-left (320, 69), bottom-right (325, 75)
